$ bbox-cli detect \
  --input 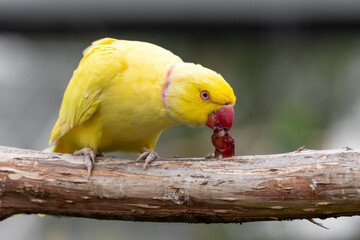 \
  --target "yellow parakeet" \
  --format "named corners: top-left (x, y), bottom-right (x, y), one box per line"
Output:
top-left (49, 38), bottom-right (236, 177)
